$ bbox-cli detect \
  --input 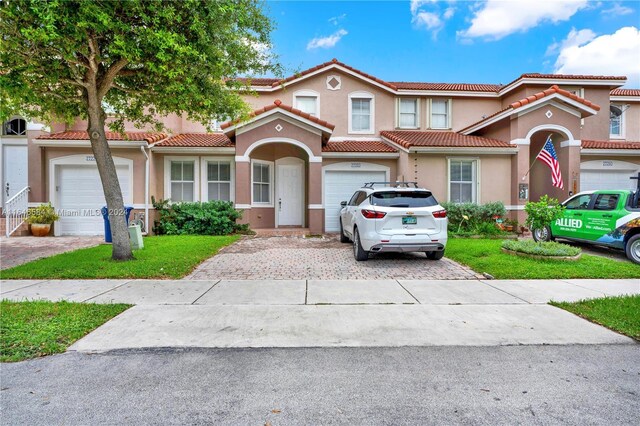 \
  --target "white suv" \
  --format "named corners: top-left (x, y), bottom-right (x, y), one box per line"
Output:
top-left (339, 182), bottom-right (448, 261)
